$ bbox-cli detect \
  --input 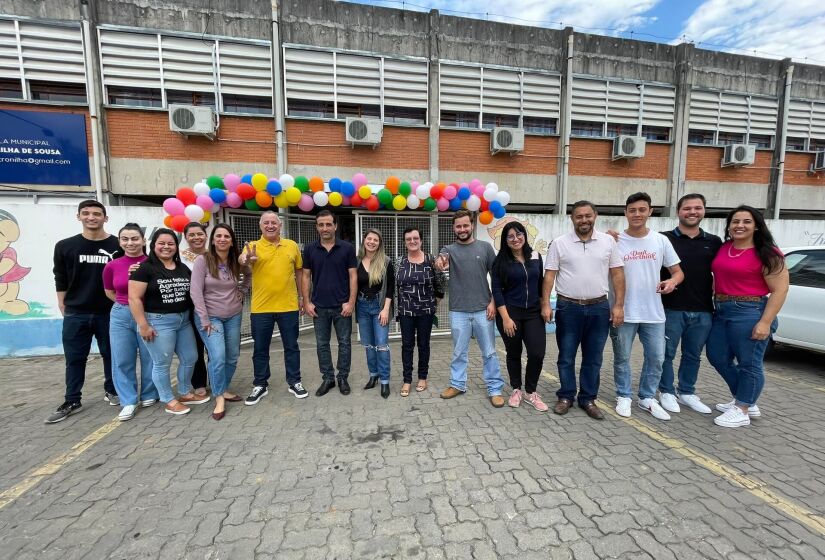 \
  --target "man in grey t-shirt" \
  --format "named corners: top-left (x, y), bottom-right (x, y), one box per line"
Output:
top-left (435, 210), bottom-right (505, 407)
